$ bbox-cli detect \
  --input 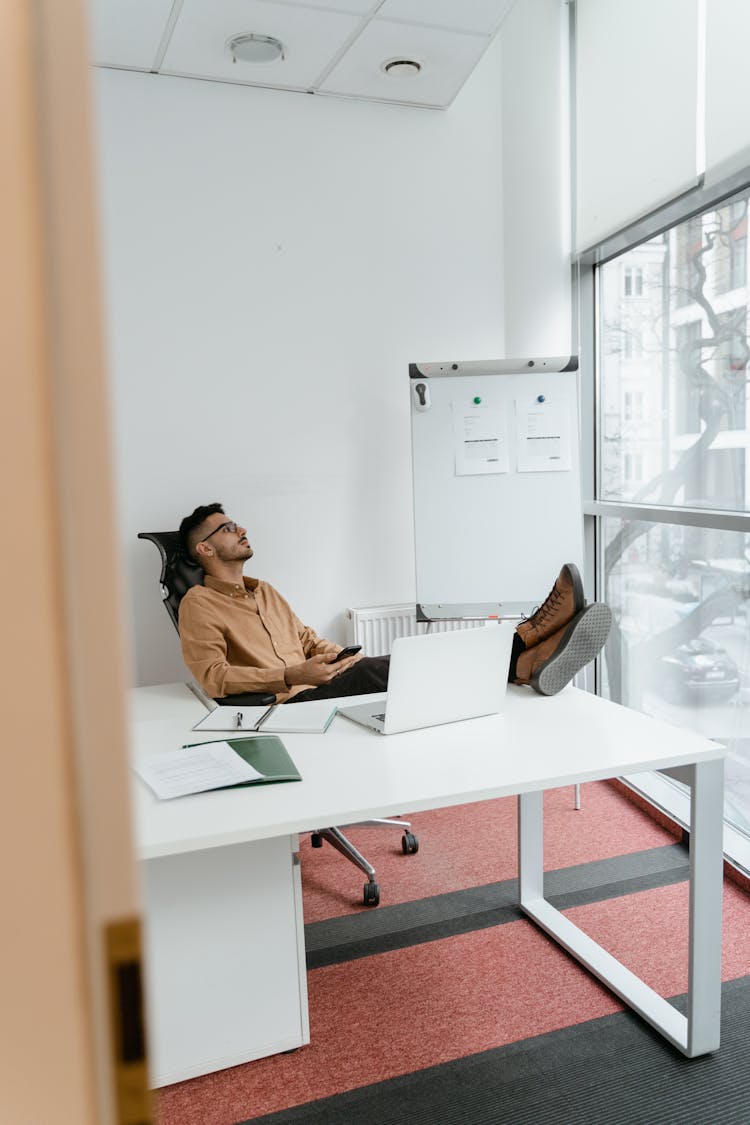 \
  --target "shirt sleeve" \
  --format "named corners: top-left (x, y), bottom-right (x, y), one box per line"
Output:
top-left (179, 593), bottom-right (289, 699)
